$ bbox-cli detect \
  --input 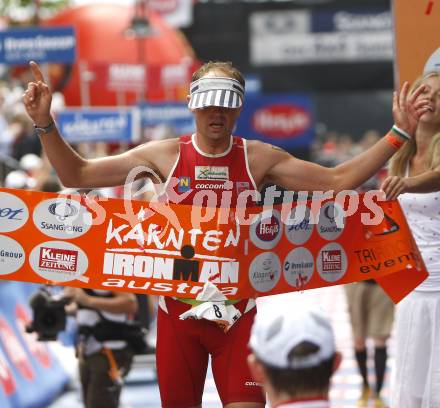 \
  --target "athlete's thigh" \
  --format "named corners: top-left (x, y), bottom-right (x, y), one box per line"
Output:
top-left (224, 403), bottom-right (265, 408)
top-left (208, 307), bottom-right (265, 406)
top-left (156, 303), bottom-right (209, 408)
